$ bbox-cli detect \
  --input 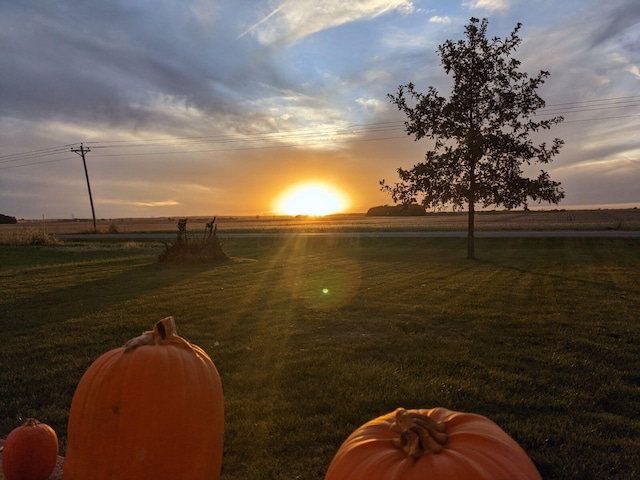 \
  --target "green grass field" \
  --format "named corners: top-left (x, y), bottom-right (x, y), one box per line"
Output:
top-left (1, 237), bottom-right (639, 479)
